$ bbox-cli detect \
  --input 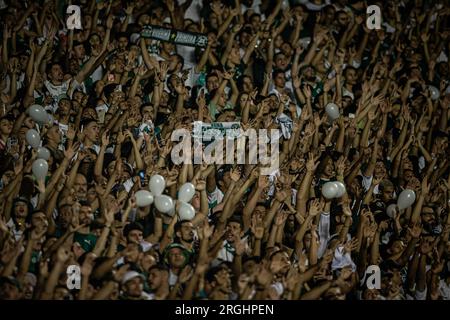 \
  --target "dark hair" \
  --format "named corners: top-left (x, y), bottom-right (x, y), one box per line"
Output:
top-left (227, 215), bottom-right (243, 227)
top-left (123, 222), bottom-right (144, 238)
top-left (148, 264), bottom-right (169, 273)
top-left (45, 61), bottom-right (64, 76)
top-left (174, 220), bottom-right (191, 233)
top-left (272, 69), bottom-right (285, 79)
top-left (205, 264), bottom-right (230, 283)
